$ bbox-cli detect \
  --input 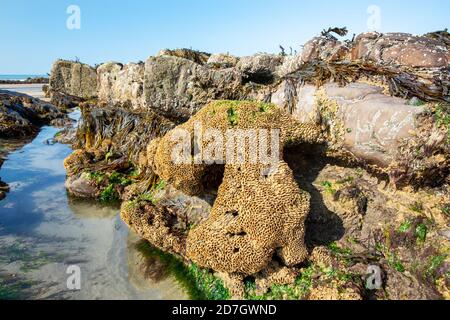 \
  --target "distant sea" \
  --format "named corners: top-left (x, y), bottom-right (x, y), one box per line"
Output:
top-left (0, 74), bottom-right (47, 81)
